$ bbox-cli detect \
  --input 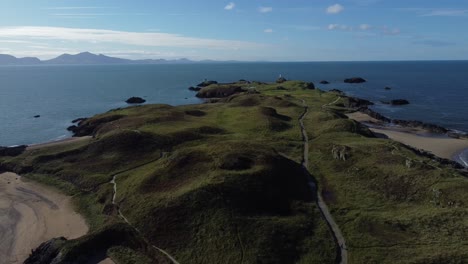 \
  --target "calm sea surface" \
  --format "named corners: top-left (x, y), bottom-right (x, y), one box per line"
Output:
top-left (1, 61), bottom-right (467, 147)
